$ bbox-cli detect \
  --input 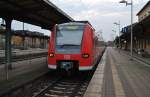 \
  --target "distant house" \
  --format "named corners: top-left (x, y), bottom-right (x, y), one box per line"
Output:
top-left (0, 29), bottom-right (50, 50)
top-left (0, 28), bottom-right (6, 49)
